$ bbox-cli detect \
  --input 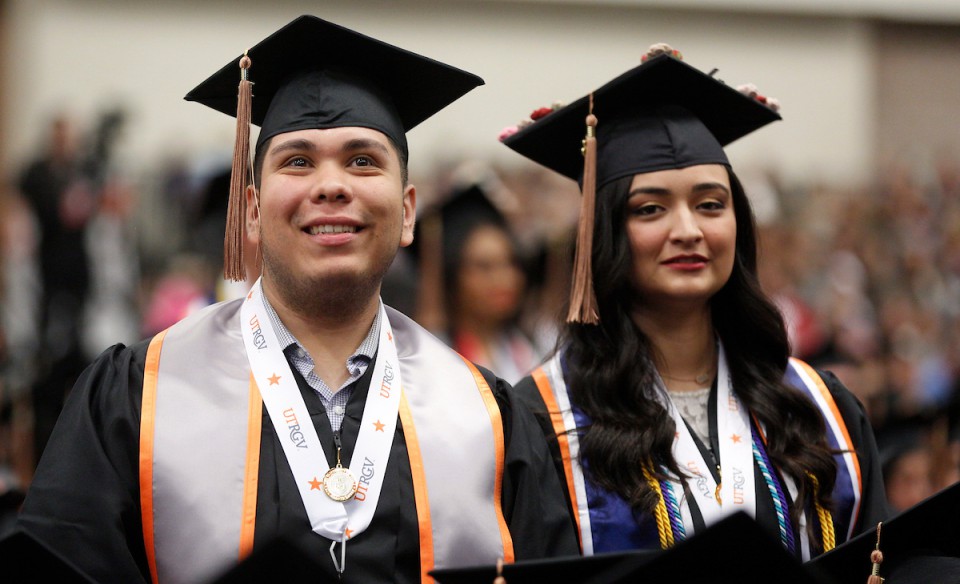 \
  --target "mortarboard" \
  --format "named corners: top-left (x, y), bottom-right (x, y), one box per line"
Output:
top-left (431, 512), bottom-right (813, 583)
top-left (184, 15), bottom-right (484, 282)
top-left (434, 183), bottom-right (512, 271)
top-left (0, 528), bottom-right (97, 583)
top-left (500, 45), bottom-right (780, 324)
top-left (807, 481), bottom-right (960, 583)
top-left (500, 48), bottom-right (781, 187)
